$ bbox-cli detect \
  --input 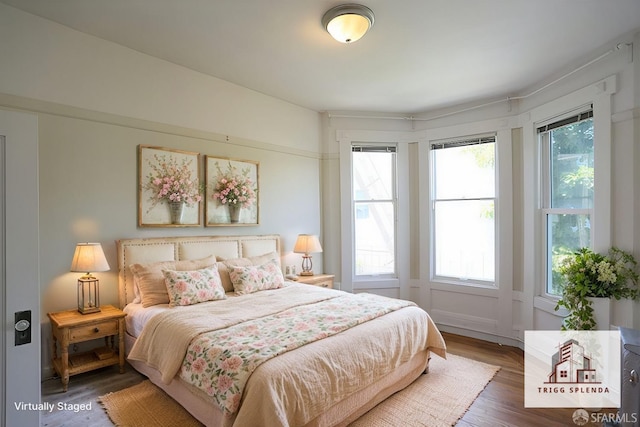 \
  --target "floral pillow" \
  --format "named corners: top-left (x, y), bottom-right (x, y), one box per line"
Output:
top-left (130, 255), bottom-right (216, 307)
top-left (217, 251), bottom-right (281, 292)
top-left (162, 265), bottom-right (226, 306)
top-left (229, 259), bottom-right (285, 295)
